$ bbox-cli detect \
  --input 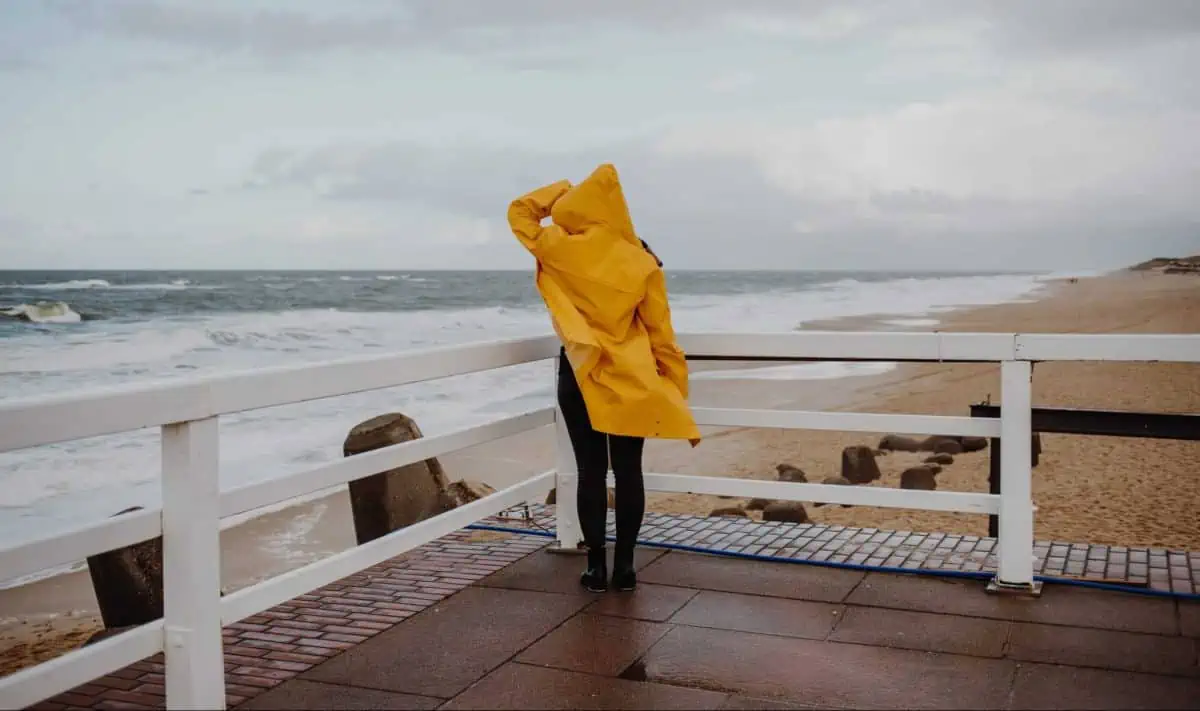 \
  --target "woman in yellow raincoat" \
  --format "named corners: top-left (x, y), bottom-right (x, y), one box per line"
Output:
top-left (508, 163), bottom-right (700, 593)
